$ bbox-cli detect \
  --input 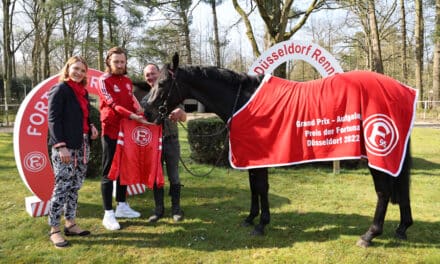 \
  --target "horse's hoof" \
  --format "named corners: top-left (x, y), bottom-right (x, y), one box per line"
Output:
top-left (250, 224), bottom-right (265, 236)
top-left (356, 238), bottom-right (370, 248)
top-left (250, 228), bottom-right (264, 236)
